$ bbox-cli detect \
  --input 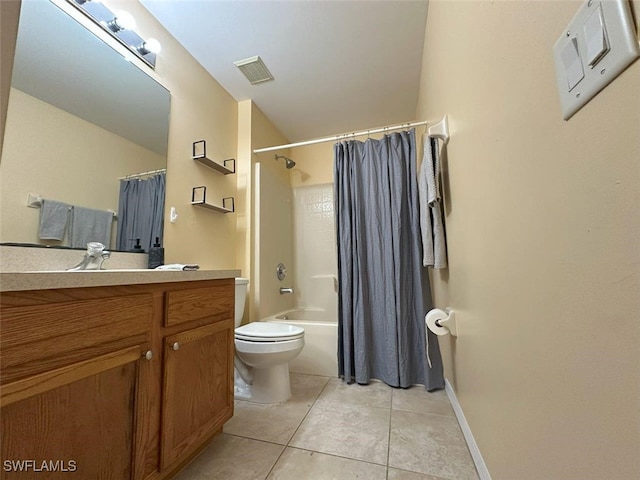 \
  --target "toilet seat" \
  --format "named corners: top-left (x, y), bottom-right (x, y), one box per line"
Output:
top-left (235, 322), bottom-right (304, 342)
